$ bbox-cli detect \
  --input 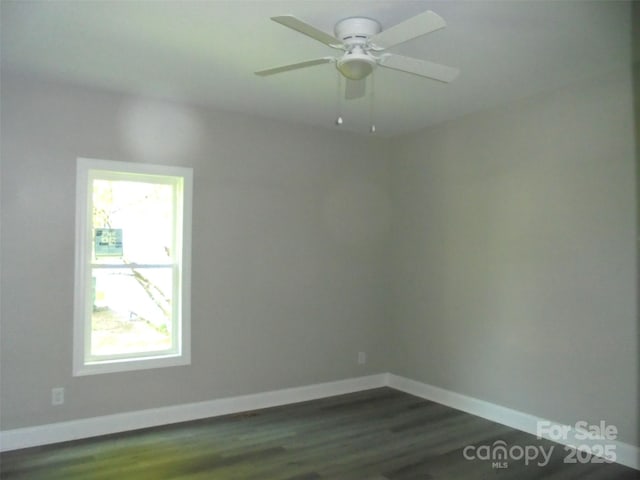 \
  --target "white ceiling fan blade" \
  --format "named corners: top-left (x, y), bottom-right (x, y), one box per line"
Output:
top-left (255, 57), bottom-right (333, 76)
top-left (345, 79), bottom-right (366, 100)
top-left (371, 10), bottom-right (446, 50)
top-left (271, 16), bottom-right (341, 48)
top-left (379, 54), bottom-right (459, 83)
